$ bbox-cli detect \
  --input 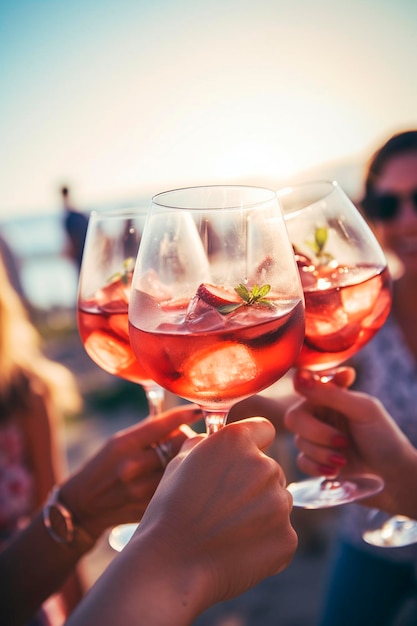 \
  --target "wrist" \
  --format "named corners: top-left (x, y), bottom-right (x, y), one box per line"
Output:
top-left (377, 444), bottom-right (417, 519)
top-left (124, 528), bottom-right (210, 624)
top-left (393, 446), bottom-right (417, 519)
top-left (43, 486), bottom-right (96, 555)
